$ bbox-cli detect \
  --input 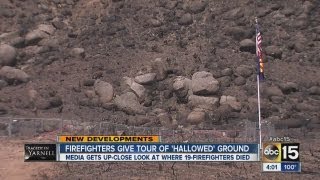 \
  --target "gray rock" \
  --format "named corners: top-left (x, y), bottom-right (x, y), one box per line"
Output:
top-left (188, 95), bottom-right (219, 111)
top-left (158, 112), bottom-right (173, 128)
top-left (264, 86), bottom-right (283, 98)
top-left (302, 1), bottom-right (315, 14)
top-left (265, 46), bottom-right (282, 59)
top-left (70, 48), bottom-right (85, 58)
top-left (25, 30), bottom-right (47, 45)
top-left (173, 76), bottom-right (191, 98)
top-left (49, 97), bottom-right (63, 108)
top-left (35, 98), bottom-right (51, 110)
top-left (134, 73), bottom-right (156, 85)
top-left (220, 95), bottom-right (242, 111)
top-left (0, 66), bottom-right (30, 84)
top-left (217, 76), bottom-right (231, 87)
top-left (275, 119), bottom-right (311, 129)
top-left (221, 68), bottom-right (233, 76)
top-left (0, 105), bottom-right (8, 115)
top-left (151, 58), bottom-right (169, 81)
top-left (84, 90), bottom-right (97, 99)
top-left (208, 104), bottom-right (233, 123)
top-left (124, 77), bottom-right (146, 98)
top-left (270, 96), bottom-right (285, 104)
top-left (66, 0), bottom-right (75, 5)
top-left (224, 8), bottom-right (244, 20)
top-left (293, 42), bottom-right (305, 53)
top-left (10, 37), bottom-right (25, 48)
top-left (309, 86), bottom-right (320, 95)
top-left (127, 115), bottom-right (151, 126)
top-left (282, 8), bottom-right (295, 17)
top-left (234, 76), bottom-right (246, 86)
top-left (187, 109), bottom-right (206, 125)
top-left (0, 79), bottom-right (7, 89)
top-left (165, 1), bottom-right (178, 9)
top-left (37, 24), bottom-right (56, 35)
top-left (235, 65), bottom-right (253, 78)
top-left (178, 13), bottom-right (193, 26)
top-left (191, 71), bottom-right (219, 95)
top-left (239, 39), bottom-right (255, 53)
top-left (1, 8), bottom-right (15, 18)
top-left (52, 21), bottom-right (66, 30)
top-left (187, 1), bottom-right (207, 14)
top-left (225, 26), bottom-right (252, 41)
top-left (82, 79), bottom-right (95, 86)
top-left (294, 103), bottom-right (318, 112)
top-left (94, 80), bottom-right (114, 104)
top-left (0, 44), bottom-right (17, 66)
top-left (278, 82), bottom-right (298, 94)
top-left (79, 98), bottom-right (100, 108)
top-left (148, 19), bottom-right (162, 27)
top-left (114, 92), bottom-right (146, 115)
